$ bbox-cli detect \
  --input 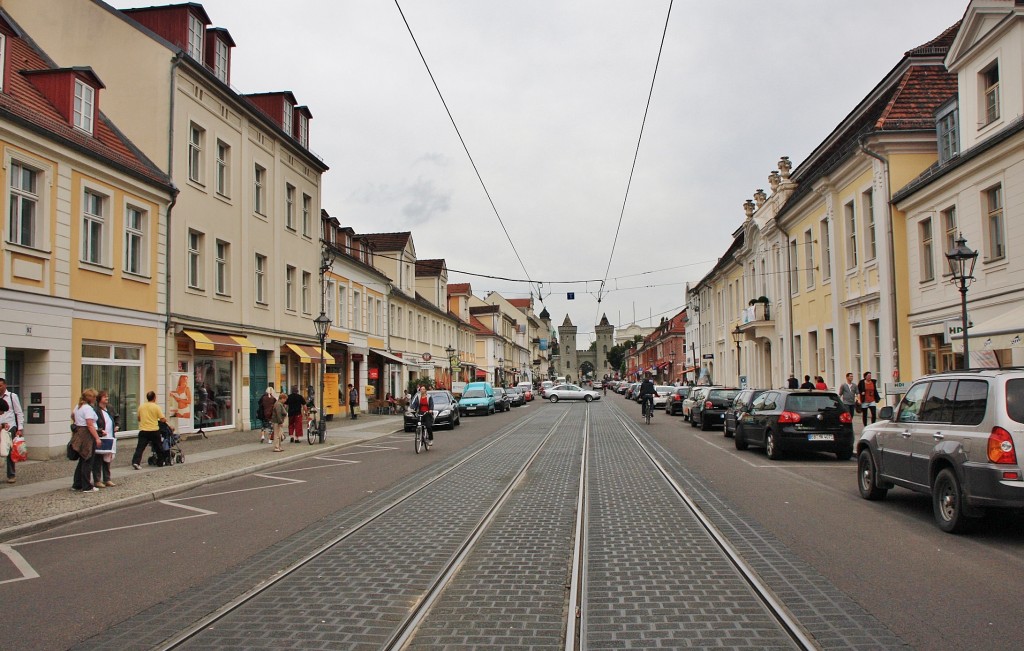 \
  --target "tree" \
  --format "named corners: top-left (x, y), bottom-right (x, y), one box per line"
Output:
top-left (407, 377), bottom-right (435, 396)
top-left (588, 340), bottom-right (597, 352)
top-left (607, 344), bottom-right (626, 372)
